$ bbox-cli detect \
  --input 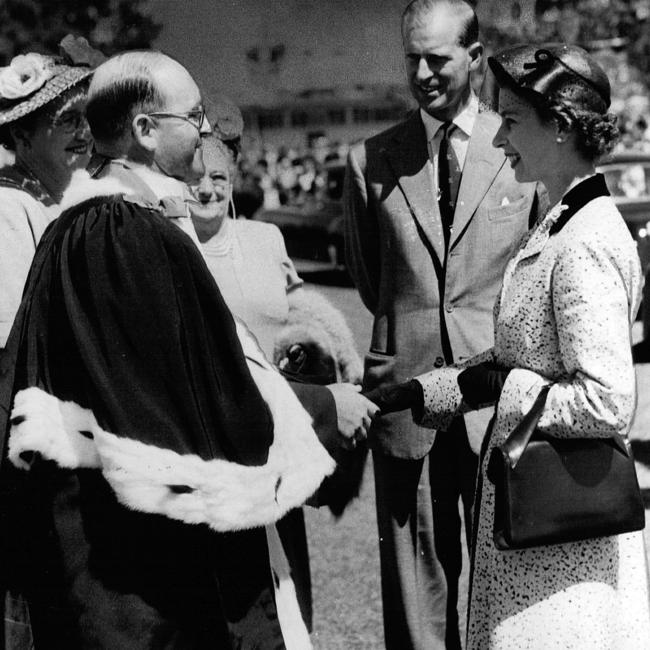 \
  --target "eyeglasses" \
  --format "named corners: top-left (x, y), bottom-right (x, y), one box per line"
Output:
top-left (52, 110), bottom-right (86, 134)
top-left (145, 107), bottom-right (206, 131)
